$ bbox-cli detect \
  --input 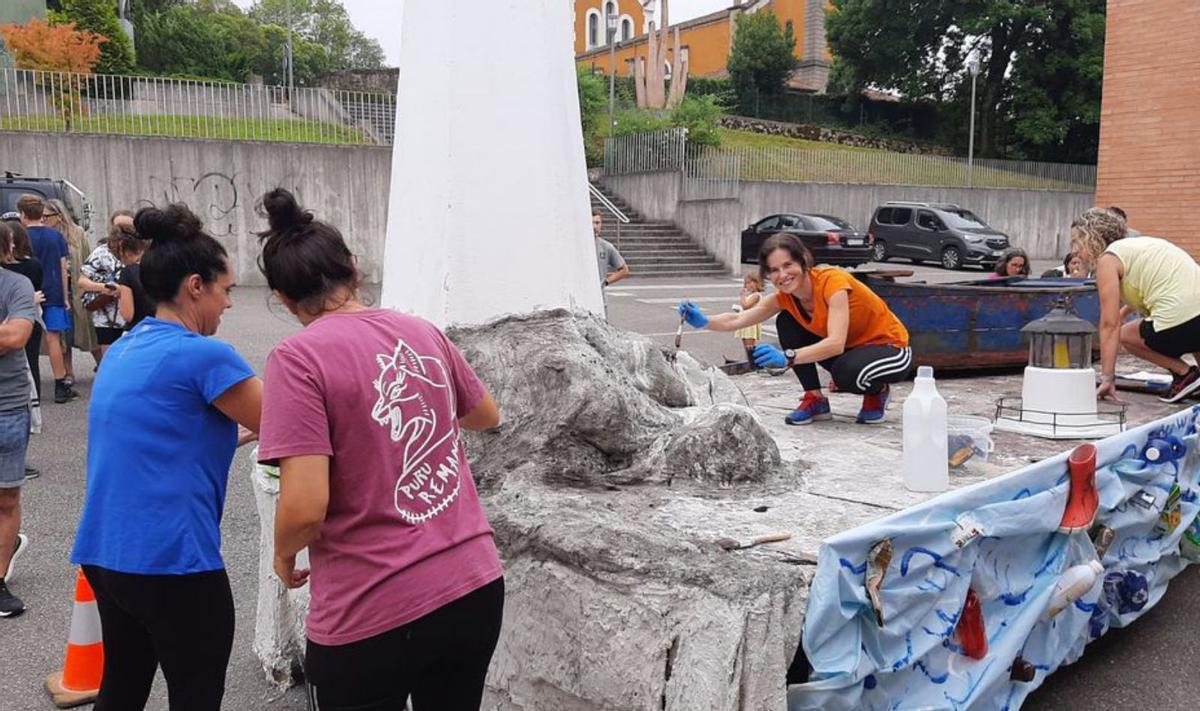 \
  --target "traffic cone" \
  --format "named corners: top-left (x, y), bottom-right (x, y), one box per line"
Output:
top-left (45, 569), bottom-right (103, 708)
